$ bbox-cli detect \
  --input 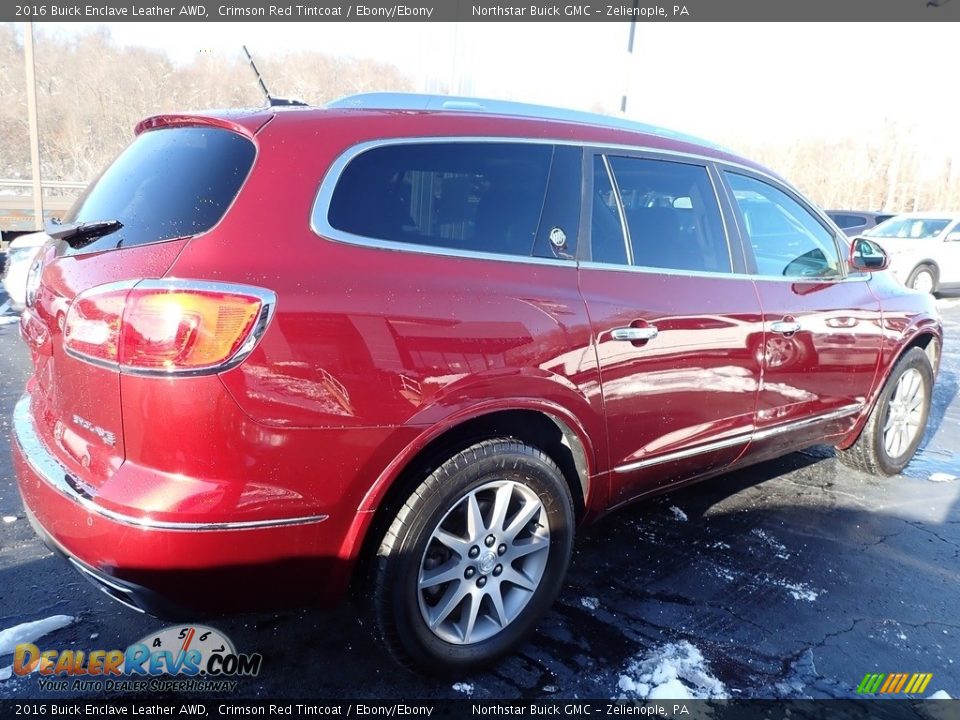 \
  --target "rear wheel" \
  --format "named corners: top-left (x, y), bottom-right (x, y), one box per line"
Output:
top-left (906, 265), bottom-right (937, 295)
top-left (368, 438), bottom-right (574, 675)
top-left (838, 347), bottom-right (933, 476)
